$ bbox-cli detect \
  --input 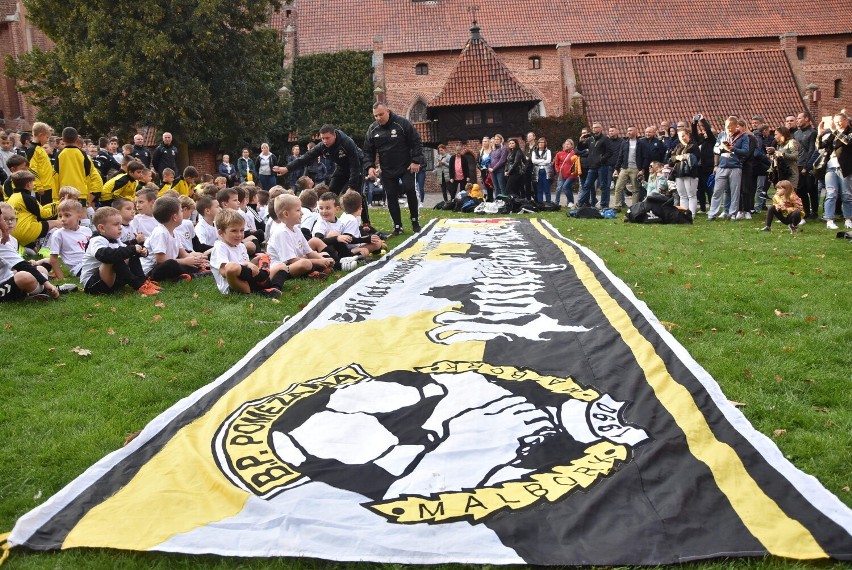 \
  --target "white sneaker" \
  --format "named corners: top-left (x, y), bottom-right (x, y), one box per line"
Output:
top-left (826, 220), bottom-right (838, 230)
top-left (567, 203), bottom-right (575, 209)
top-left (744, 212), bottom-right (752, 220)
top-left (846, 219), bottom-right (852, 229)
top-left (798, 218), bottom-right (807, 227)
top-left (719, 212), bottom-right (728, 220)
